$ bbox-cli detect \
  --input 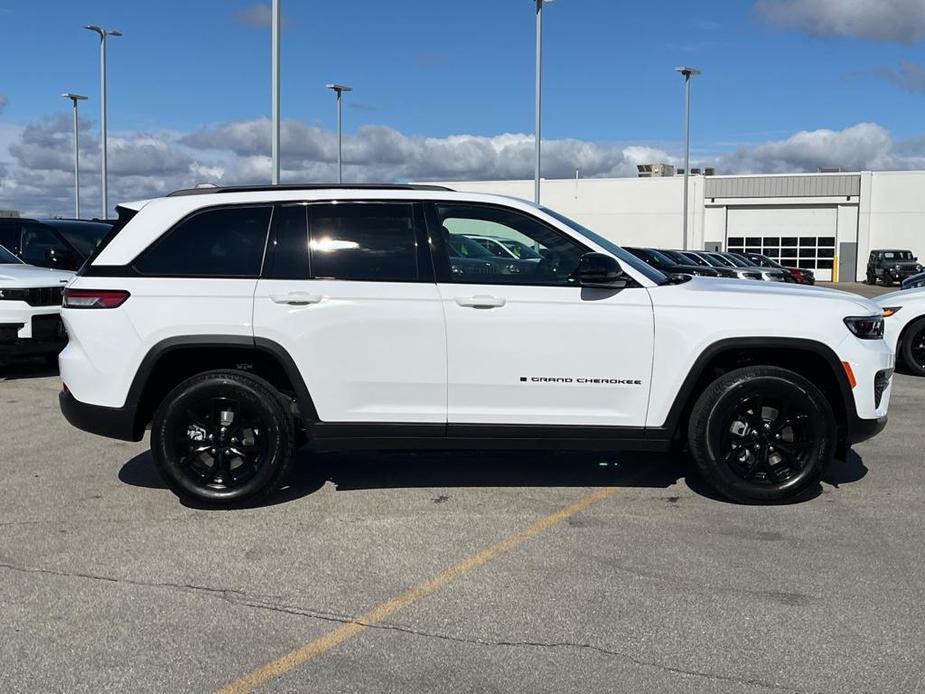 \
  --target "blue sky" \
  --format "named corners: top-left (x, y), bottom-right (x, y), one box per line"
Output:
top-left (3, 0), bottom-right (925, 215)
top-left (4, 0), bottom-right (924, 146)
